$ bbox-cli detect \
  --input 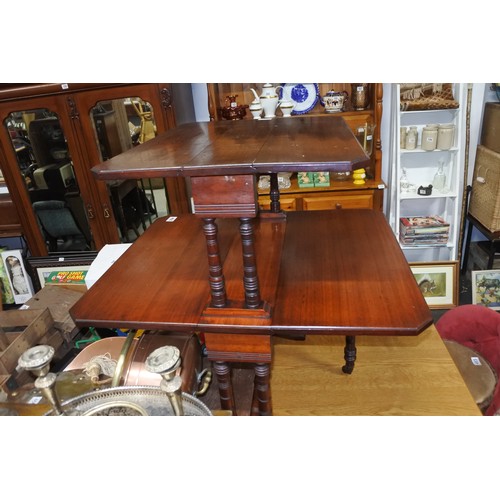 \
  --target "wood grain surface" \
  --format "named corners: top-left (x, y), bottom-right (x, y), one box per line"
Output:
top-left (271, 324), bottom-right (481, 416)
top-left (90, 117), bottom-right (370, 180)
top-left (70, 211), bottom-right (432, 337)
